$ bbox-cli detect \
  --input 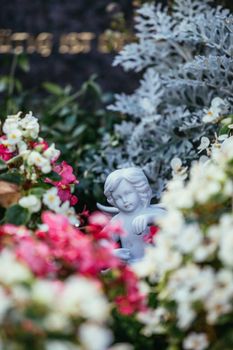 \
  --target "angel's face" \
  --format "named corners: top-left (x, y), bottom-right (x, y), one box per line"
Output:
top-left (111, 179), bottom-right (141, 213)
